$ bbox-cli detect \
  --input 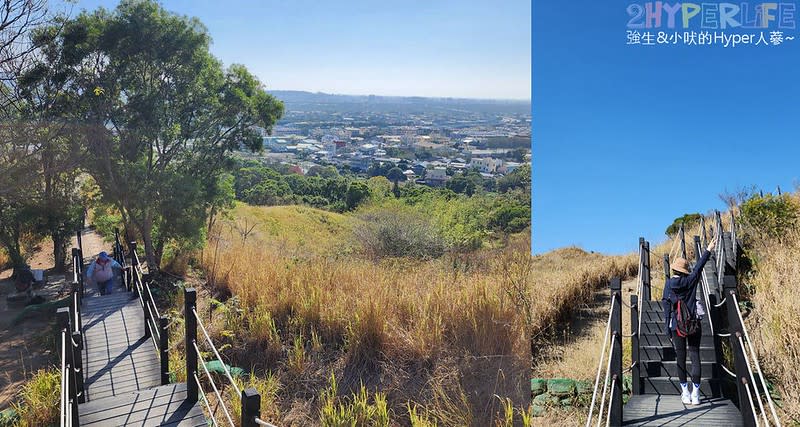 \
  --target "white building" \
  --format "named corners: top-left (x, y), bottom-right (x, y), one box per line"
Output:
top-left (426, 167), bottom-right (449, 186)
top-left (470, 157), bottom-right (502, 174)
